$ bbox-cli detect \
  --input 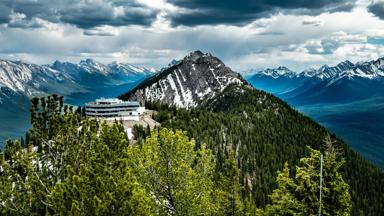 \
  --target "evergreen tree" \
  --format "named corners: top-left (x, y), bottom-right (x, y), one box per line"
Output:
top-left (127, 128), bottom-right (217, 215)
top-left (215, 149), bottom-right (245, 215)
top-left (0, 96), bottom-right (154, 215)
top-left (144, 84), bottom-right (382, 214)
top-left (265, 162), bottom-right (306, 215)
top-left (265, 136), bottom-right (352, 216)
